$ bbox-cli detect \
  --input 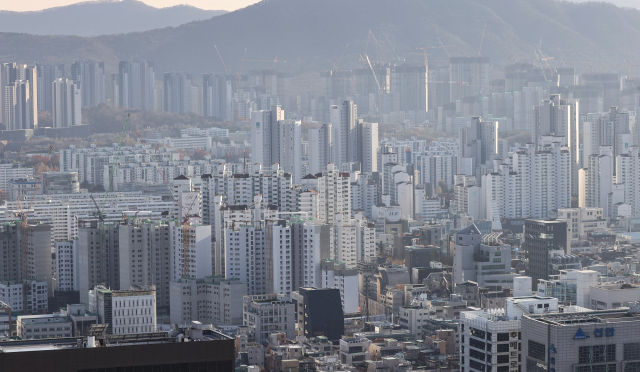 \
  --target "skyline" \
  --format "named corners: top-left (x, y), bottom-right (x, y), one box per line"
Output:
top-left (0, 0), bottom-right (260, 12)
